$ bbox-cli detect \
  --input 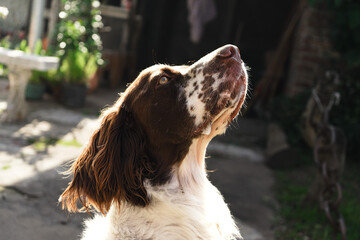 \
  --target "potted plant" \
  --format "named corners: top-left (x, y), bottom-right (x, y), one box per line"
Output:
top-left (54, 0), bottom-right (103, 108)
top-left (59, 49), bottom-right (98, 107)
top-left (25, 71), bottom-right (47, 100)
top-left (24, 40), bottom-right (47, 100)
